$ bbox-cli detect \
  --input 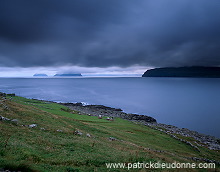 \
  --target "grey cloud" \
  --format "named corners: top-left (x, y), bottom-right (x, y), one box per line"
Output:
top-left (0, 0), bottom-right (220, 68)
